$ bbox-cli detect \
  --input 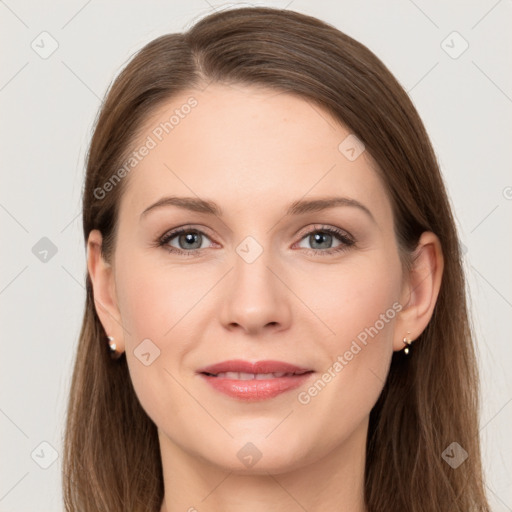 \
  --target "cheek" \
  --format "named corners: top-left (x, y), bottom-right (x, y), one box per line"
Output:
top-left (295, 252), bottom-right (401, 432)
top-left (309, 251), bottom-right (402, 345)
top-left (113, 245), bottom-right (233, 414)
top-left (115, 253), bottom-right (203, 345)
top-left (112, 254), bottom-right (196, 419)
